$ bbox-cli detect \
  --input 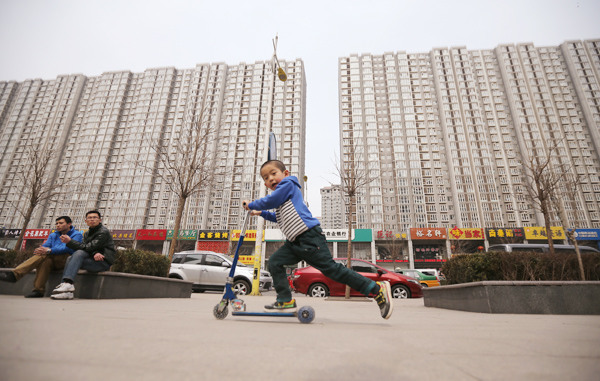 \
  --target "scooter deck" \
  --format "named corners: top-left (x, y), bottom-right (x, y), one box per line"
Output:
top-left (232, 311), bottom-right (297, 317)
top-left (228, 305), bottom-right (316, 323)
